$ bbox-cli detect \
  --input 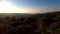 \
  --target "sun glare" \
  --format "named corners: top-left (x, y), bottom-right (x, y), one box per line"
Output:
top-left (0, 0), bottom-right (26, 13)
top-left (0, 1), bottom-right (17, 13)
